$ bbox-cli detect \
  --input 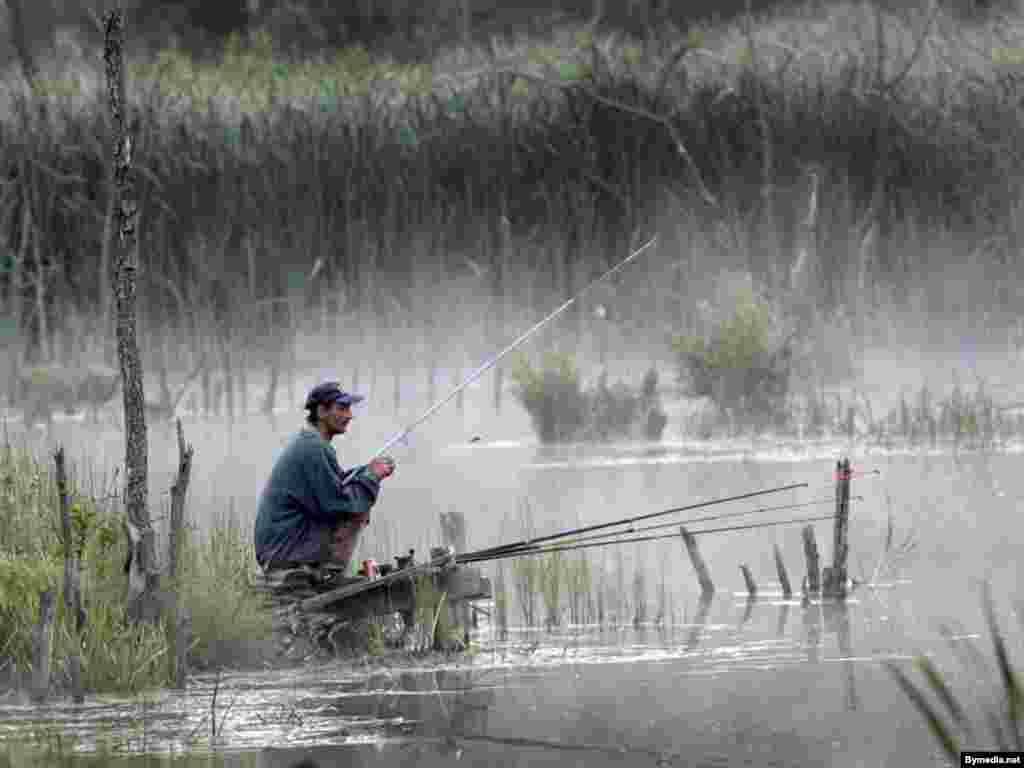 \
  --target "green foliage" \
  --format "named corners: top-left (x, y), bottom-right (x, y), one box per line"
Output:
top-left (510, 351), bottom-right (586, 443)
top-left (0, 555), bottom-right (62, 670)
top-left (511, 354), bottom-right (668, 443)
top-left (365, 620), bottom-right (385, 657)
top-left (411, 574), bottom-right (459, 651)
top-left (177, 514), bottom-right (271, 671)
top-left (128, 30), bottom-right (439, 116)
top-left (0, 446), bottom-right (270, 695)
top-left (670, 279), bottom-right (791, 431)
